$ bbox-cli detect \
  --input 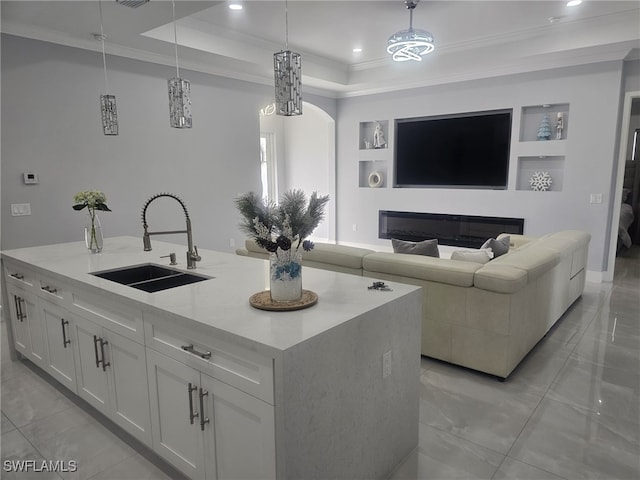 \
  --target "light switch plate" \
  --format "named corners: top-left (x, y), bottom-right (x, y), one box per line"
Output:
top-left (11, 203), bottom-right (31, 216)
